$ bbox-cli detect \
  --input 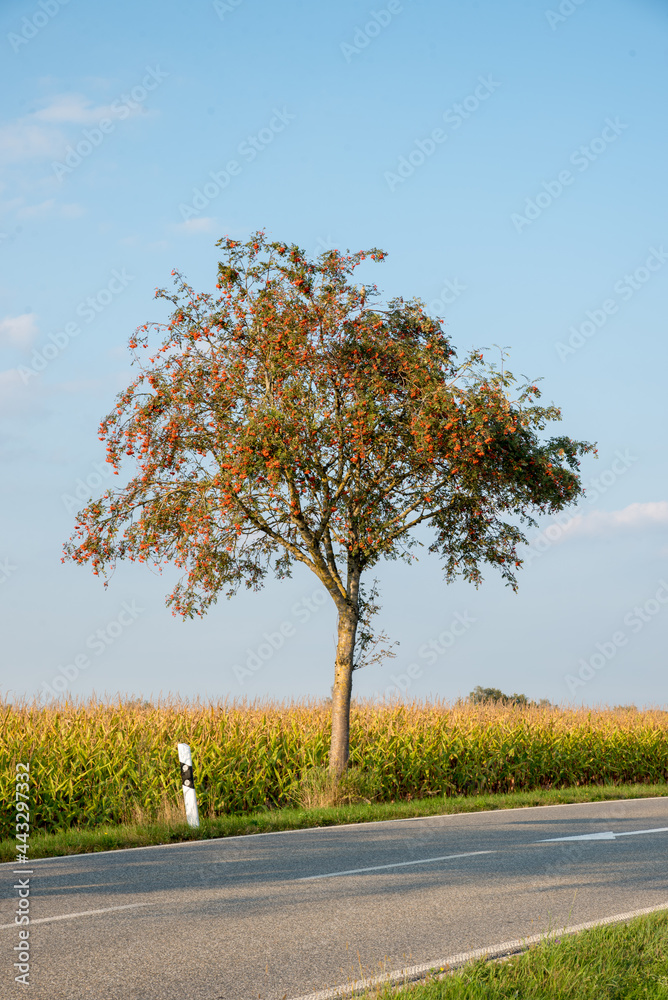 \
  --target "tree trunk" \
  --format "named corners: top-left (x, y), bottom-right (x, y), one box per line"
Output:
top-left (329, 559), bottom-right (362, 777)
top-left (329, 573), bottom-right (359, 777)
